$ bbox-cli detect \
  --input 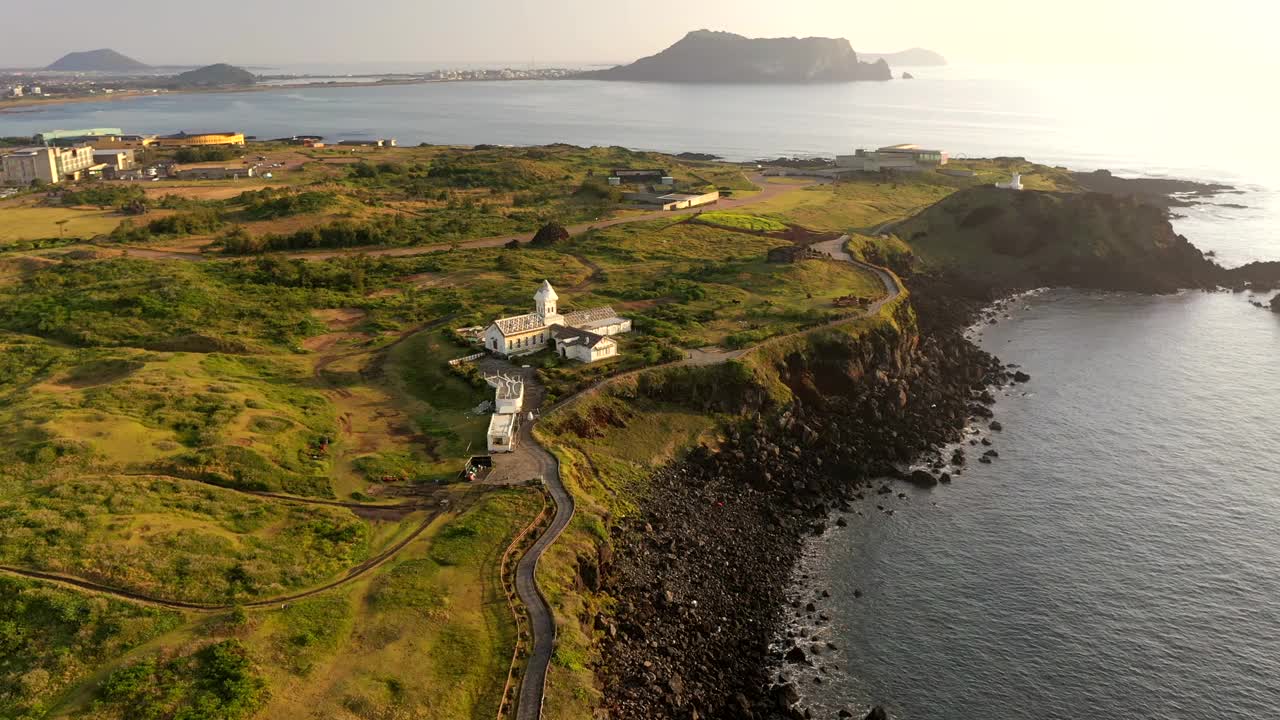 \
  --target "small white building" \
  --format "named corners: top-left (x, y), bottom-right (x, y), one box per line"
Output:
top-left (551, 326), bottom-right (618, 363)
top-left (487, 413), bottom-right (517, 453)
top-left (487, 373), bottom-right (525, 414)
top-left (996, 172), bottom-right (1024, 191)
top-left (483, 280), bottom-right (630, 363)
